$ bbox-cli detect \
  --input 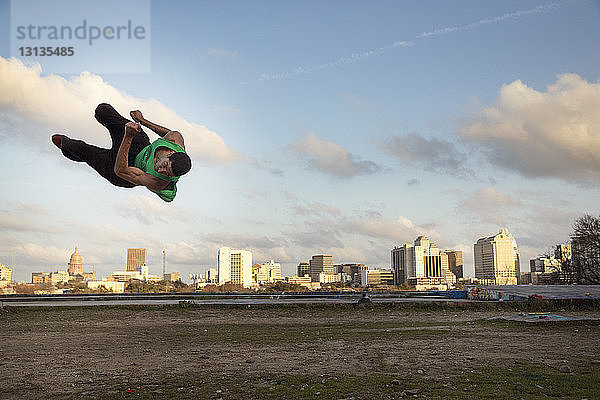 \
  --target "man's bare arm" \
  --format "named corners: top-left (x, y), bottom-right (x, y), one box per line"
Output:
top-left (130, 110), bottom-right (171, 137)
top-left (114, 122), bottom-right (169, 191)
top-left (163, 130), bottom-right (185, 148)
